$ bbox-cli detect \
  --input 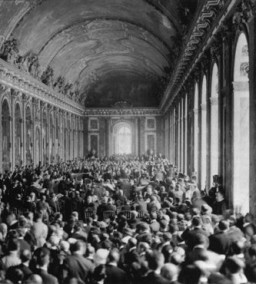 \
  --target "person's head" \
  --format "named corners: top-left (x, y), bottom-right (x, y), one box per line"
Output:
top-left (6, 268), bottom-right (24, 284)
top-left (146, 250), bottom-right (165, 272)
top-left (181, 265), bottom-right (202, 284)
top-left (24, 274), bottom-right (43, 284)
top-left (161, 263), bottom-right (179, 282)
top-left (36, 247), bottom-right (51, 268)
top-left (70, 240), bottom-right (86, 255)
top-left (216, 190), bottom-right (225, 202)
top-left (20, 249), bottom-right (32, 263)
top-left (146, 185), bottom-right (153, 195)
top-left (107, 248), bottom-right (120, 264)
